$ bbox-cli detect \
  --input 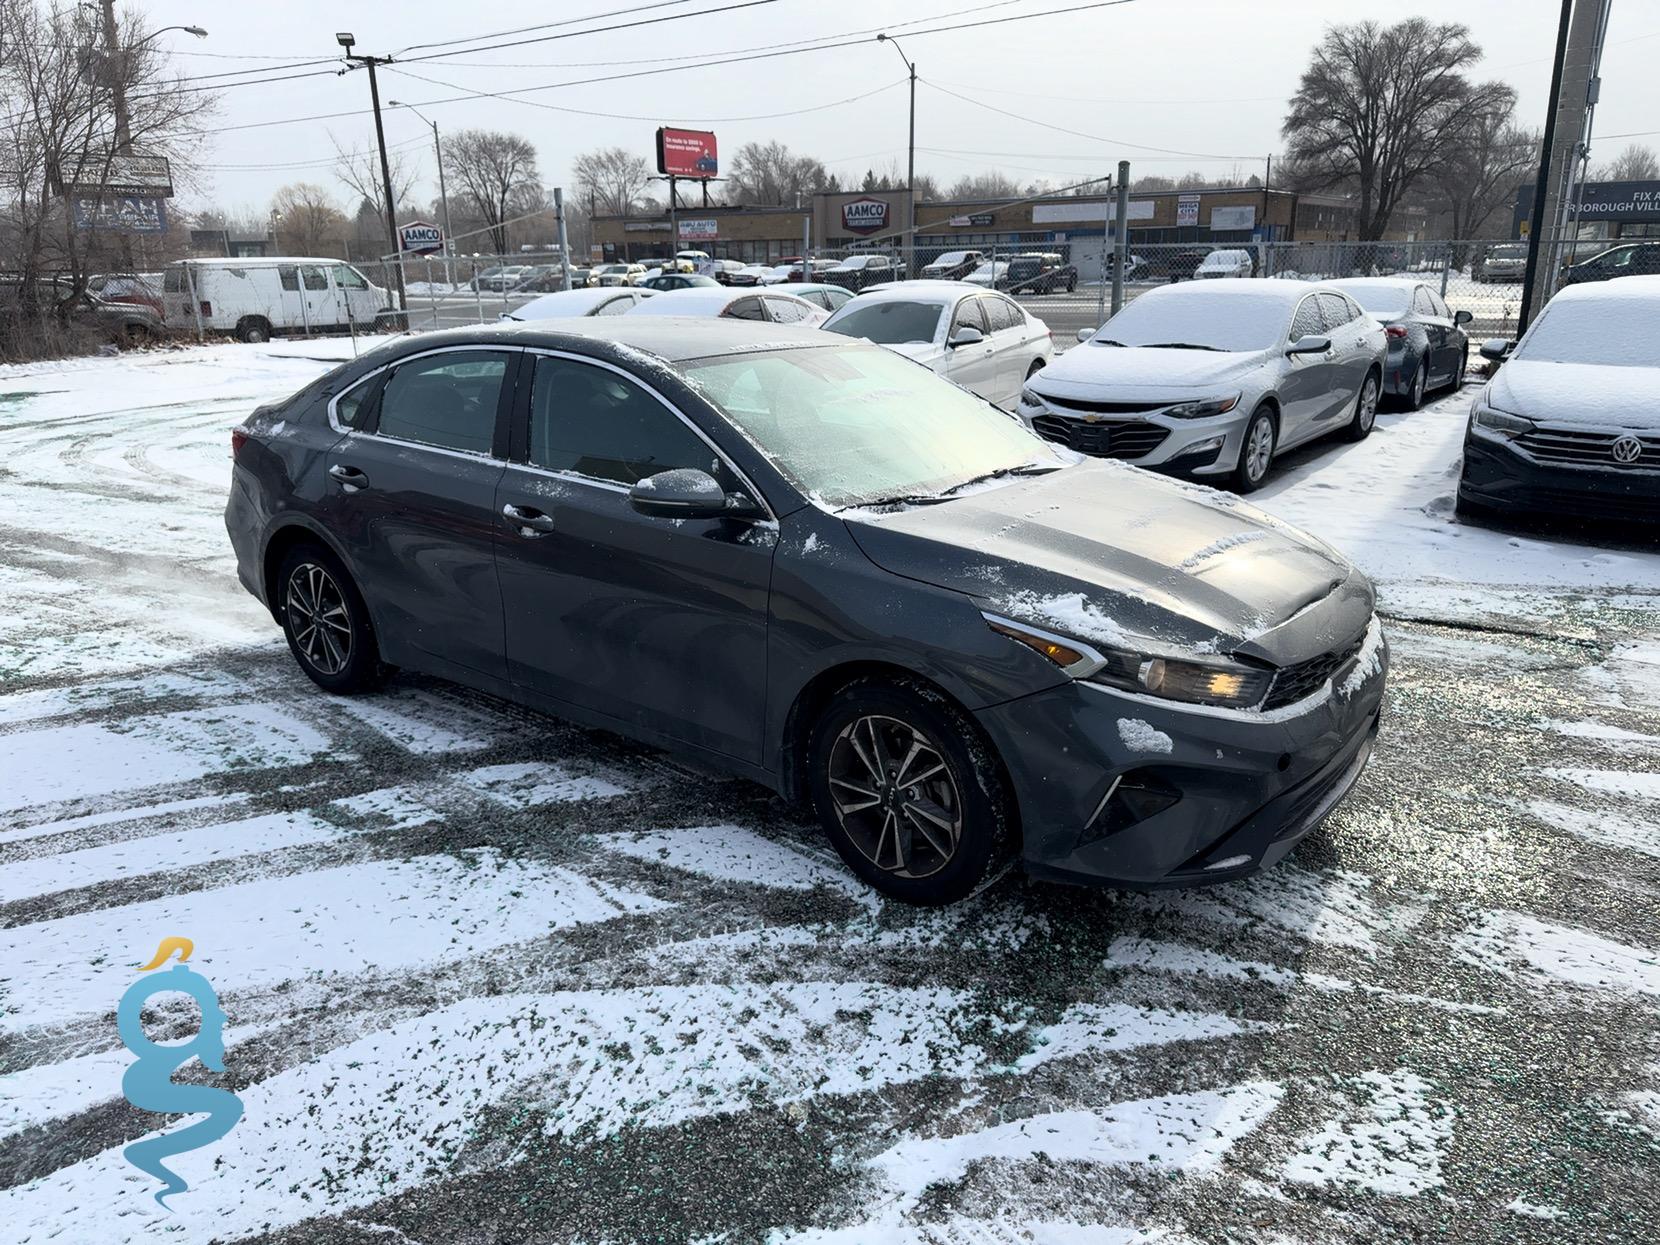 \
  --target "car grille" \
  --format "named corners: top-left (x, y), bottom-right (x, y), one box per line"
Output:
top-left (1515, 426), bottom-right (1660, 467)
top-left (1031, 415), bottom-right (1169, 459)
top-left (1263, 630), bottom-right (1367, 711)
top-left (1040, 395), bottom-right (1171, 415)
